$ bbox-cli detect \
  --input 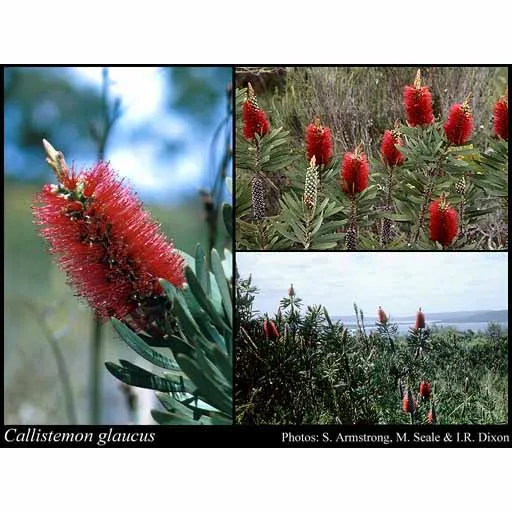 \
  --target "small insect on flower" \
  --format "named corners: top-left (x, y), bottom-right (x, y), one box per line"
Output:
top-left (493, 91), bottom-right (508, 141)
top-left (419, 380), bottom-right (431, 399)
top-left (403, 69), bottom-right (434, 127)
top-left (242, 82), bottom-right (270, 141)
top-left (341, 145), bottom-right (369, 196)
top-left (33, 140), bottom-right (185, 329)
top-left (305, 116), bottom-right (334, 166)
top-left (429, 194), bottom-right (458, 248)
top-left (444, 94), bottom-right (473, 145)
top-left (415, 308), bottom-right (426, 330)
